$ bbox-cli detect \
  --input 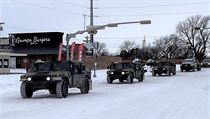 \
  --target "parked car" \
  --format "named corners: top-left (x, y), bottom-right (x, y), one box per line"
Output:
top-left (201, 59), bottom-right (210, 67)
top-left (180, 59), bottom-right (201, 72)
